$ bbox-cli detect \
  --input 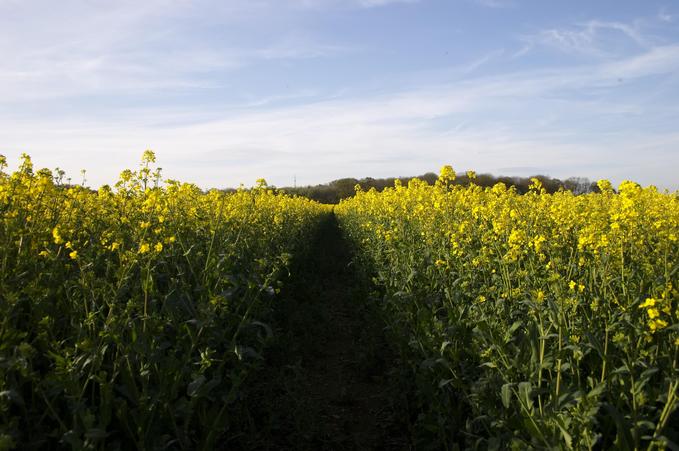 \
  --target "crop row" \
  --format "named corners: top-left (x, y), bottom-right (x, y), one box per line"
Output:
top-left (0, 152), bottom-right (329, 450)
top-left (336, 167), bottom-right (679, 450)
